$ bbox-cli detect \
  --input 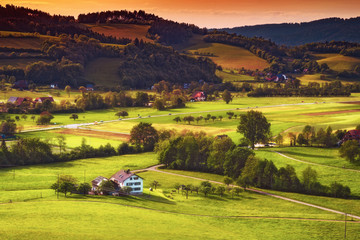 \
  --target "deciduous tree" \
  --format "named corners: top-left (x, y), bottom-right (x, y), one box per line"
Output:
top-left (237, 110), bottom-right (271, 149)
